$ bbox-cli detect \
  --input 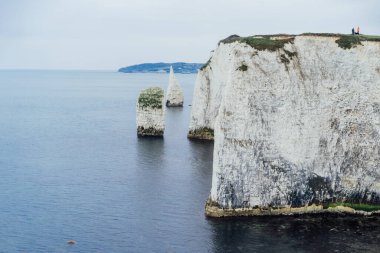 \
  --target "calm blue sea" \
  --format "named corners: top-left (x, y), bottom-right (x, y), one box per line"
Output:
top-left (0, 70), bottom-right (379, 253)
